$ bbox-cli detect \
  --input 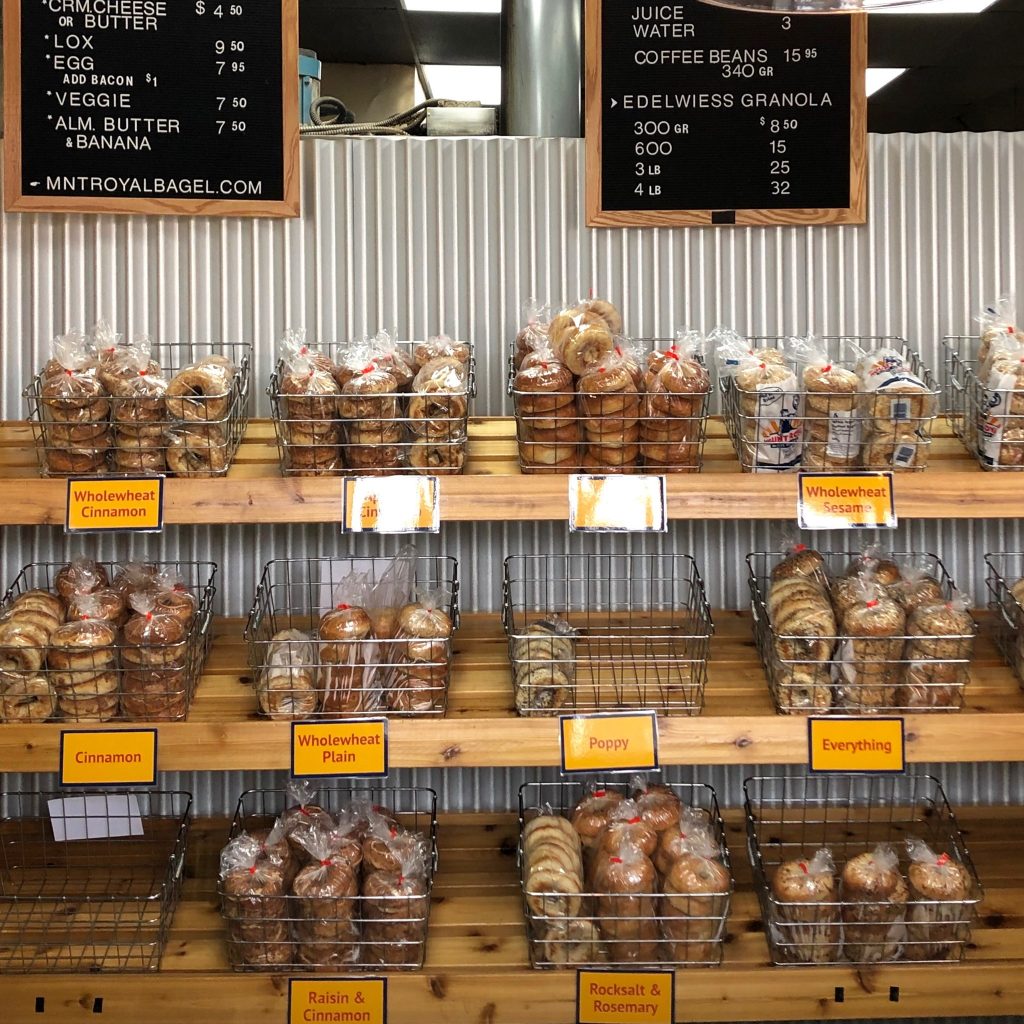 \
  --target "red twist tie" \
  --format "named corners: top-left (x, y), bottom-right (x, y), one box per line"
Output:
top-left (794, 544), bottom-right (807, 552)
top-left (300, 346), bottom-right (309, 356)
top-left (594, 790), bottom-right (606, 797)
top-left (599, 366), bottom-right (606, 374)
top-left (398, 874), bottom-right (405, 885)
top-left (615, 345), bottom-right (623, 356)
top-left (362, 363), bottom-right (376, 375)
top-left (65, 368), bottom-right (74, 377)
top-left (628, 817), bottom-right (642, 825)
top-left (146, 611), bottom-right (154, 621)
top-left (866, 599), bottom-right (880, 609)
top-left (823, 364), bottom-right (833, 372)
top-left (139, 369), bottom-right (148, 377)
top-left (249, 866), bottom-right (258, 875)
top-left (800, 861), bottom-right (809, 874)
top-left (760, 362), bottom-right (767, 370)
top-left (337, 603), bottom-right (350, 611)
top-left (665, 350), bottom-right (679, 361)
top-left (390, 827), bottom-right (398, 838)
top-left (540, 361), bottom-right (549, 370)
top-left (610, 857), bottom-right (623, 864)
top-left (320, 858), bottom-right (333, 867)
top-left (937, 853), bottom-right (951, 866)
top-left (300, 806), bottom-right (313, 817)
